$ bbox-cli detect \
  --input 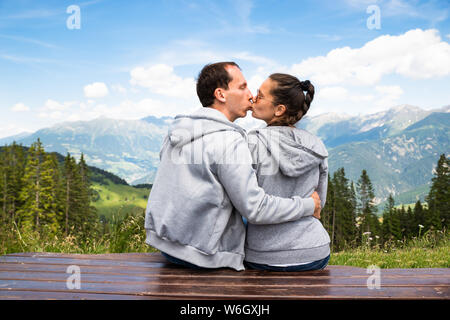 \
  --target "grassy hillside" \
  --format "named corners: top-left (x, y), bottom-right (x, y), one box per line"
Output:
top-left (91, 179), bottom-right (150, 221)
top-left (45, 147), bottom-right (152, 221)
